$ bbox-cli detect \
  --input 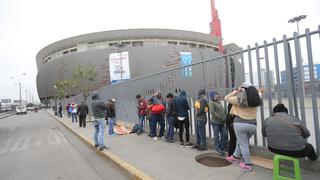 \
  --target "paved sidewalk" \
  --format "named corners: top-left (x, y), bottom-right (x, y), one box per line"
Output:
top-left (48, 111), bottom-right (320, 180)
